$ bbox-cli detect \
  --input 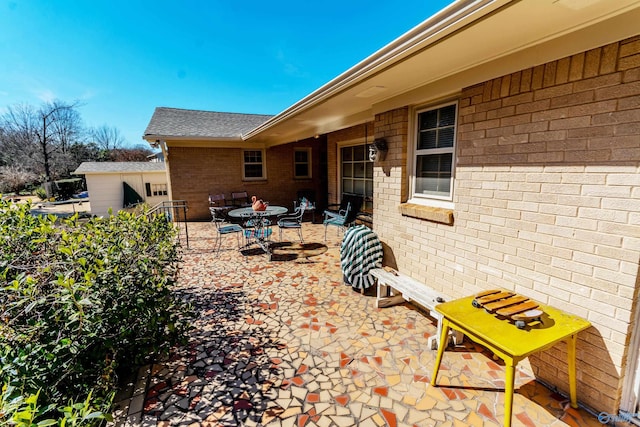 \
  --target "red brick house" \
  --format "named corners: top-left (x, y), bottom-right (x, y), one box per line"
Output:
top-left (144, 0), bottom-right (640, 419)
